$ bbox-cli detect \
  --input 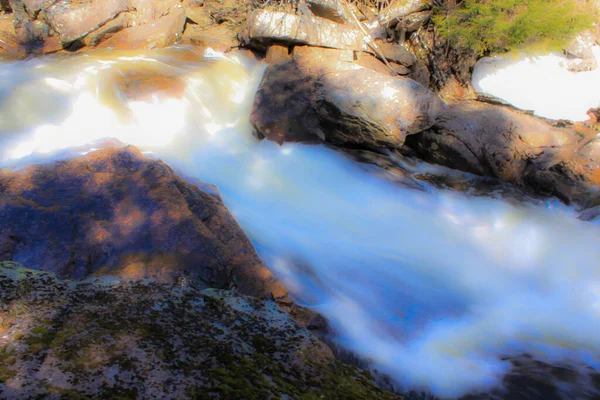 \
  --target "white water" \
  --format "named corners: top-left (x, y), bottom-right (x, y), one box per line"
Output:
top-left (472, 46), bottom-right (600, 121)
top-left (2, 48), bottom-right (600, 398)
